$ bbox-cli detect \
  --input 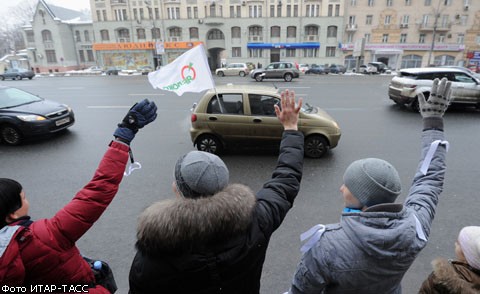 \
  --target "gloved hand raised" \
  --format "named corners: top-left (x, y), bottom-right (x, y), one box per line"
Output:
top-left (418, 78), bottom-right (452, 130)
top-left (114, 99), bottom-right (157, 144)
